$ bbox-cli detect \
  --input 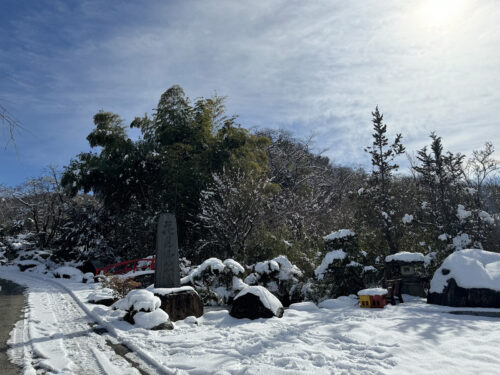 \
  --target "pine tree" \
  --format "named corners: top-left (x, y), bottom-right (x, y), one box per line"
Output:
top-left (364, 107), bottom-right (405, 254)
